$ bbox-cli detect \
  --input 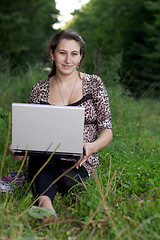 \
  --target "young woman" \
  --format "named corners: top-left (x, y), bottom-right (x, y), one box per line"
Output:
top-left (10, 29), bottom-right (113, 217)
